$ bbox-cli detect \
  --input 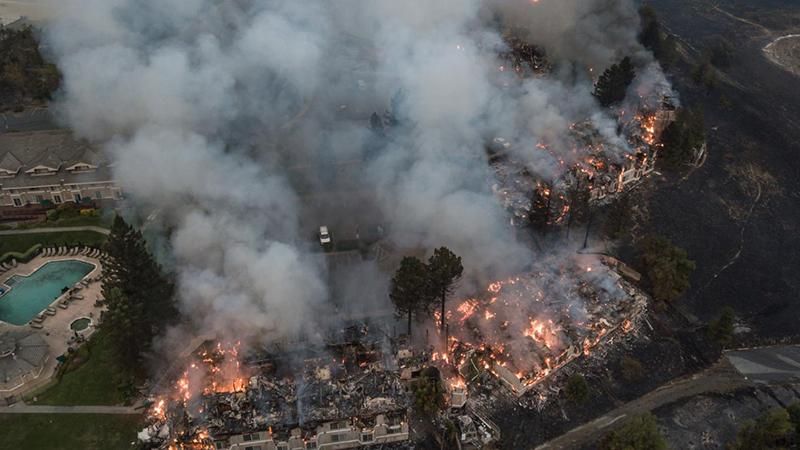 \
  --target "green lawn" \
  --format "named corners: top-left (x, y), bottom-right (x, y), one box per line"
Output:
top-left (33, 330), bottom-right (130, 406)
top-left (41, 214), bottom-right (112, 228)
top-left (0, 414), bottom-right (143, 450)
top-left (0, 231), bottom-right (107, 255)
